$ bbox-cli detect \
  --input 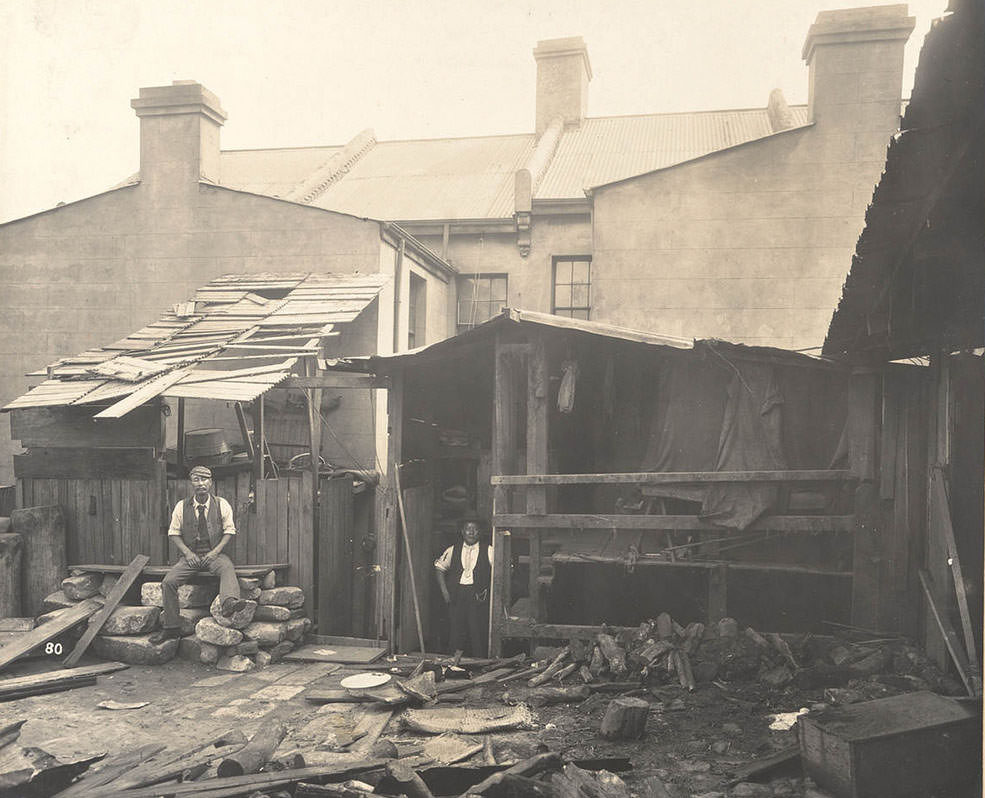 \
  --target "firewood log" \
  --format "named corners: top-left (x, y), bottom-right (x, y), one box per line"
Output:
top-left (599, 697), bottom-right (650, 740)
top-left (552, 662), bottom-right (578, 682)
top-left (596, 634), bottom-right (627, 676)
top-left (385, 760), bottom-right (435, 798)
top-left (528, 648), bottom-right (569, 687)
top-left (217, 717), bottom-right (287, 777)
top-left (458, 751), bottom-right (561, 796)
top-left (551, 763), bottom-right (631, 797)
top-left (655, 613), bottom-right (673, 640)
